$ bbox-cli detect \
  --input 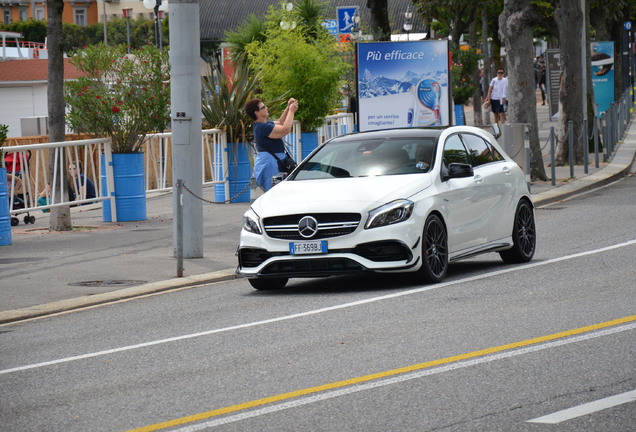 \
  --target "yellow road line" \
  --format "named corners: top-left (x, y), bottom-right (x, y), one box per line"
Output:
top-left (127, 314), bottom-right (636, 432)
